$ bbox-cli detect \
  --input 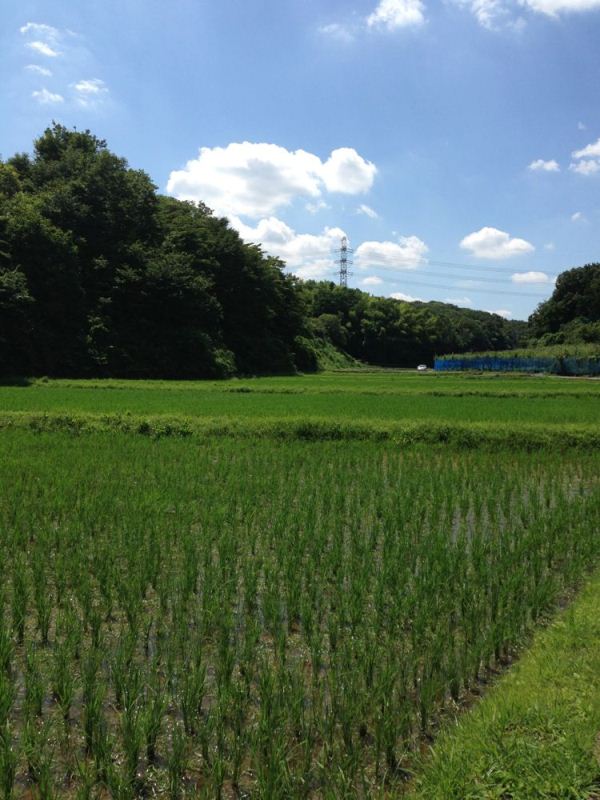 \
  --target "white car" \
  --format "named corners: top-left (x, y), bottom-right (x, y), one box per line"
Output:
top-left (417, 364), bottom-right (428, 371)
